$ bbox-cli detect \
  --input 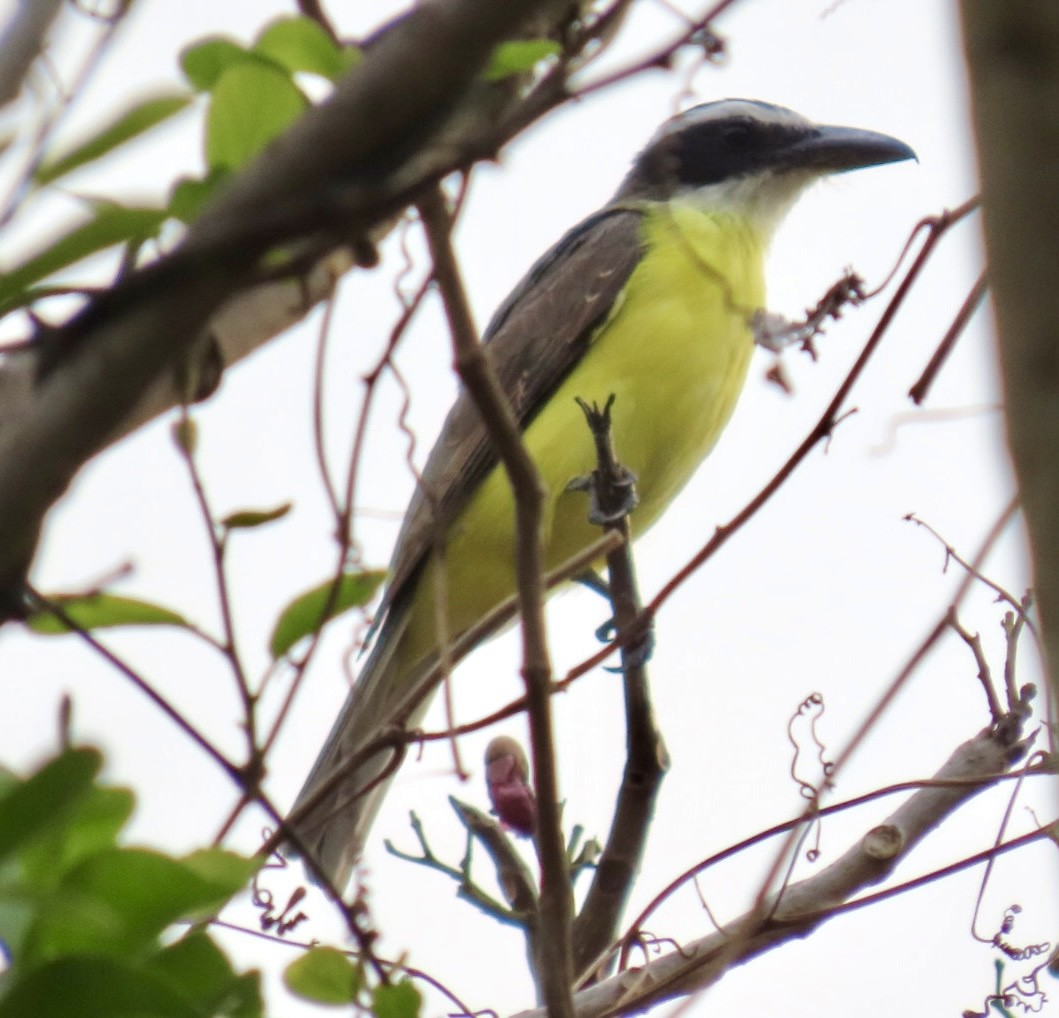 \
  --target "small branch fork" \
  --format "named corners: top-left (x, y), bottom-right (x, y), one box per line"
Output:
top-left (510, 714), bottom-right (1044, 1018)
top-left (384, 392), bottom-right (670, 1000)
top-left (508, 498), bottom-right (1040, 1017)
